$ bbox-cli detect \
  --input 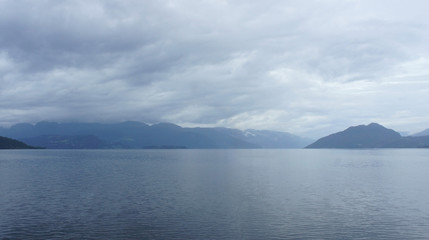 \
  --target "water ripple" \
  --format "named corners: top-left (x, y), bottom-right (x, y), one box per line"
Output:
top-left (1, 149), bottom-right (429, 239)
